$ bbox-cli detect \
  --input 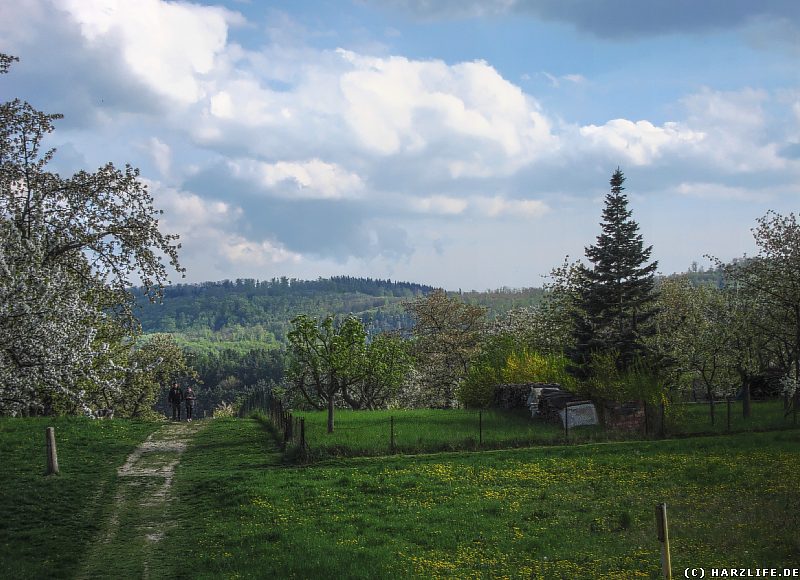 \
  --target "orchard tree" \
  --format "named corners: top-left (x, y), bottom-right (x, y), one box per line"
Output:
top-left (571, 169), bottom-right (659, 384)
top-left (405, 289), bottom-right (486, 408)
top-left (655, 277), bottom-right (741, 423)
top-left (0, 54), bottom-right (183, 415)
top-left (287, 315), bottom-right (367, 432)
top-left (356, 333), bottom-right (413, 410)
top-left (713, 211), bottom-right (800, 416)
